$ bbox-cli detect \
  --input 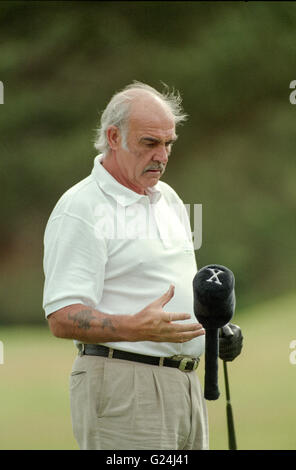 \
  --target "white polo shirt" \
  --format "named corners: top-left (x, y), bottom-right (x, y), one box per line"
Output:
top-left (43, 155), bottom-right (205, 358)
